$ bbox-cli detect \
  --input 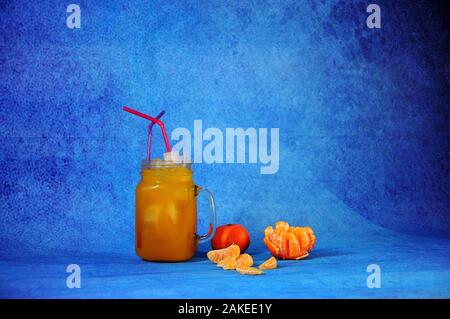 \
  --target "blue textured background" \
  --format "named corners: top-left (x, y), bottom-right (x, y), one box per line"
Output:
top-left (0, 0), bottom-right (449, 298)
